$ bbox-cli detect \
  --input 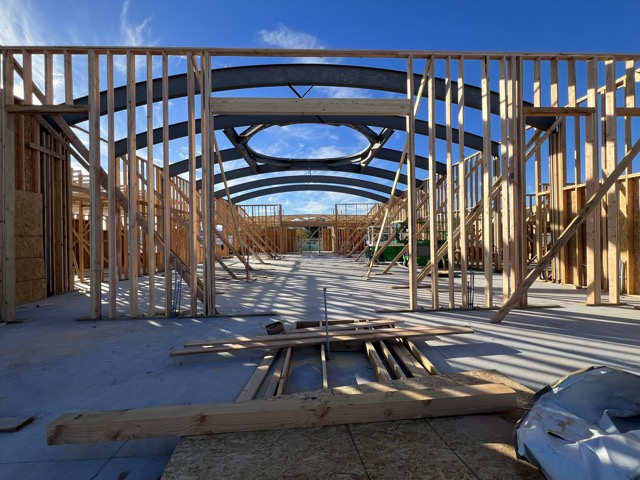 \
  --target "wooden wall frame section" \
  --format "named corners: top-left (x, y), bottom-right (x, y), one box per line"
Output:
top-left (2, 47), bottom-right (640, 322)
